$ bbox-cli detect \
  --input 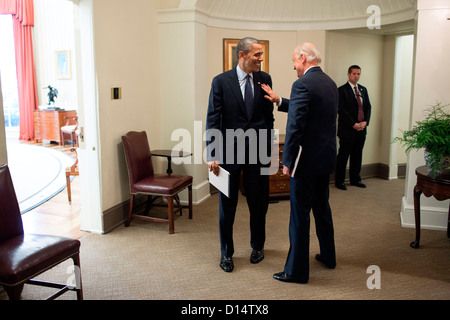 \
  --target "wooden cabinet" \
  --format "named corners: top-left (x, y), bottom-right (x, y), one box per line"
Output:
top-left (269, 134), bottom-right (290, 198)
top-left (34, 109), bottom-right (77, 145)
top-left (239, 134), bottom-right (290, 199)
